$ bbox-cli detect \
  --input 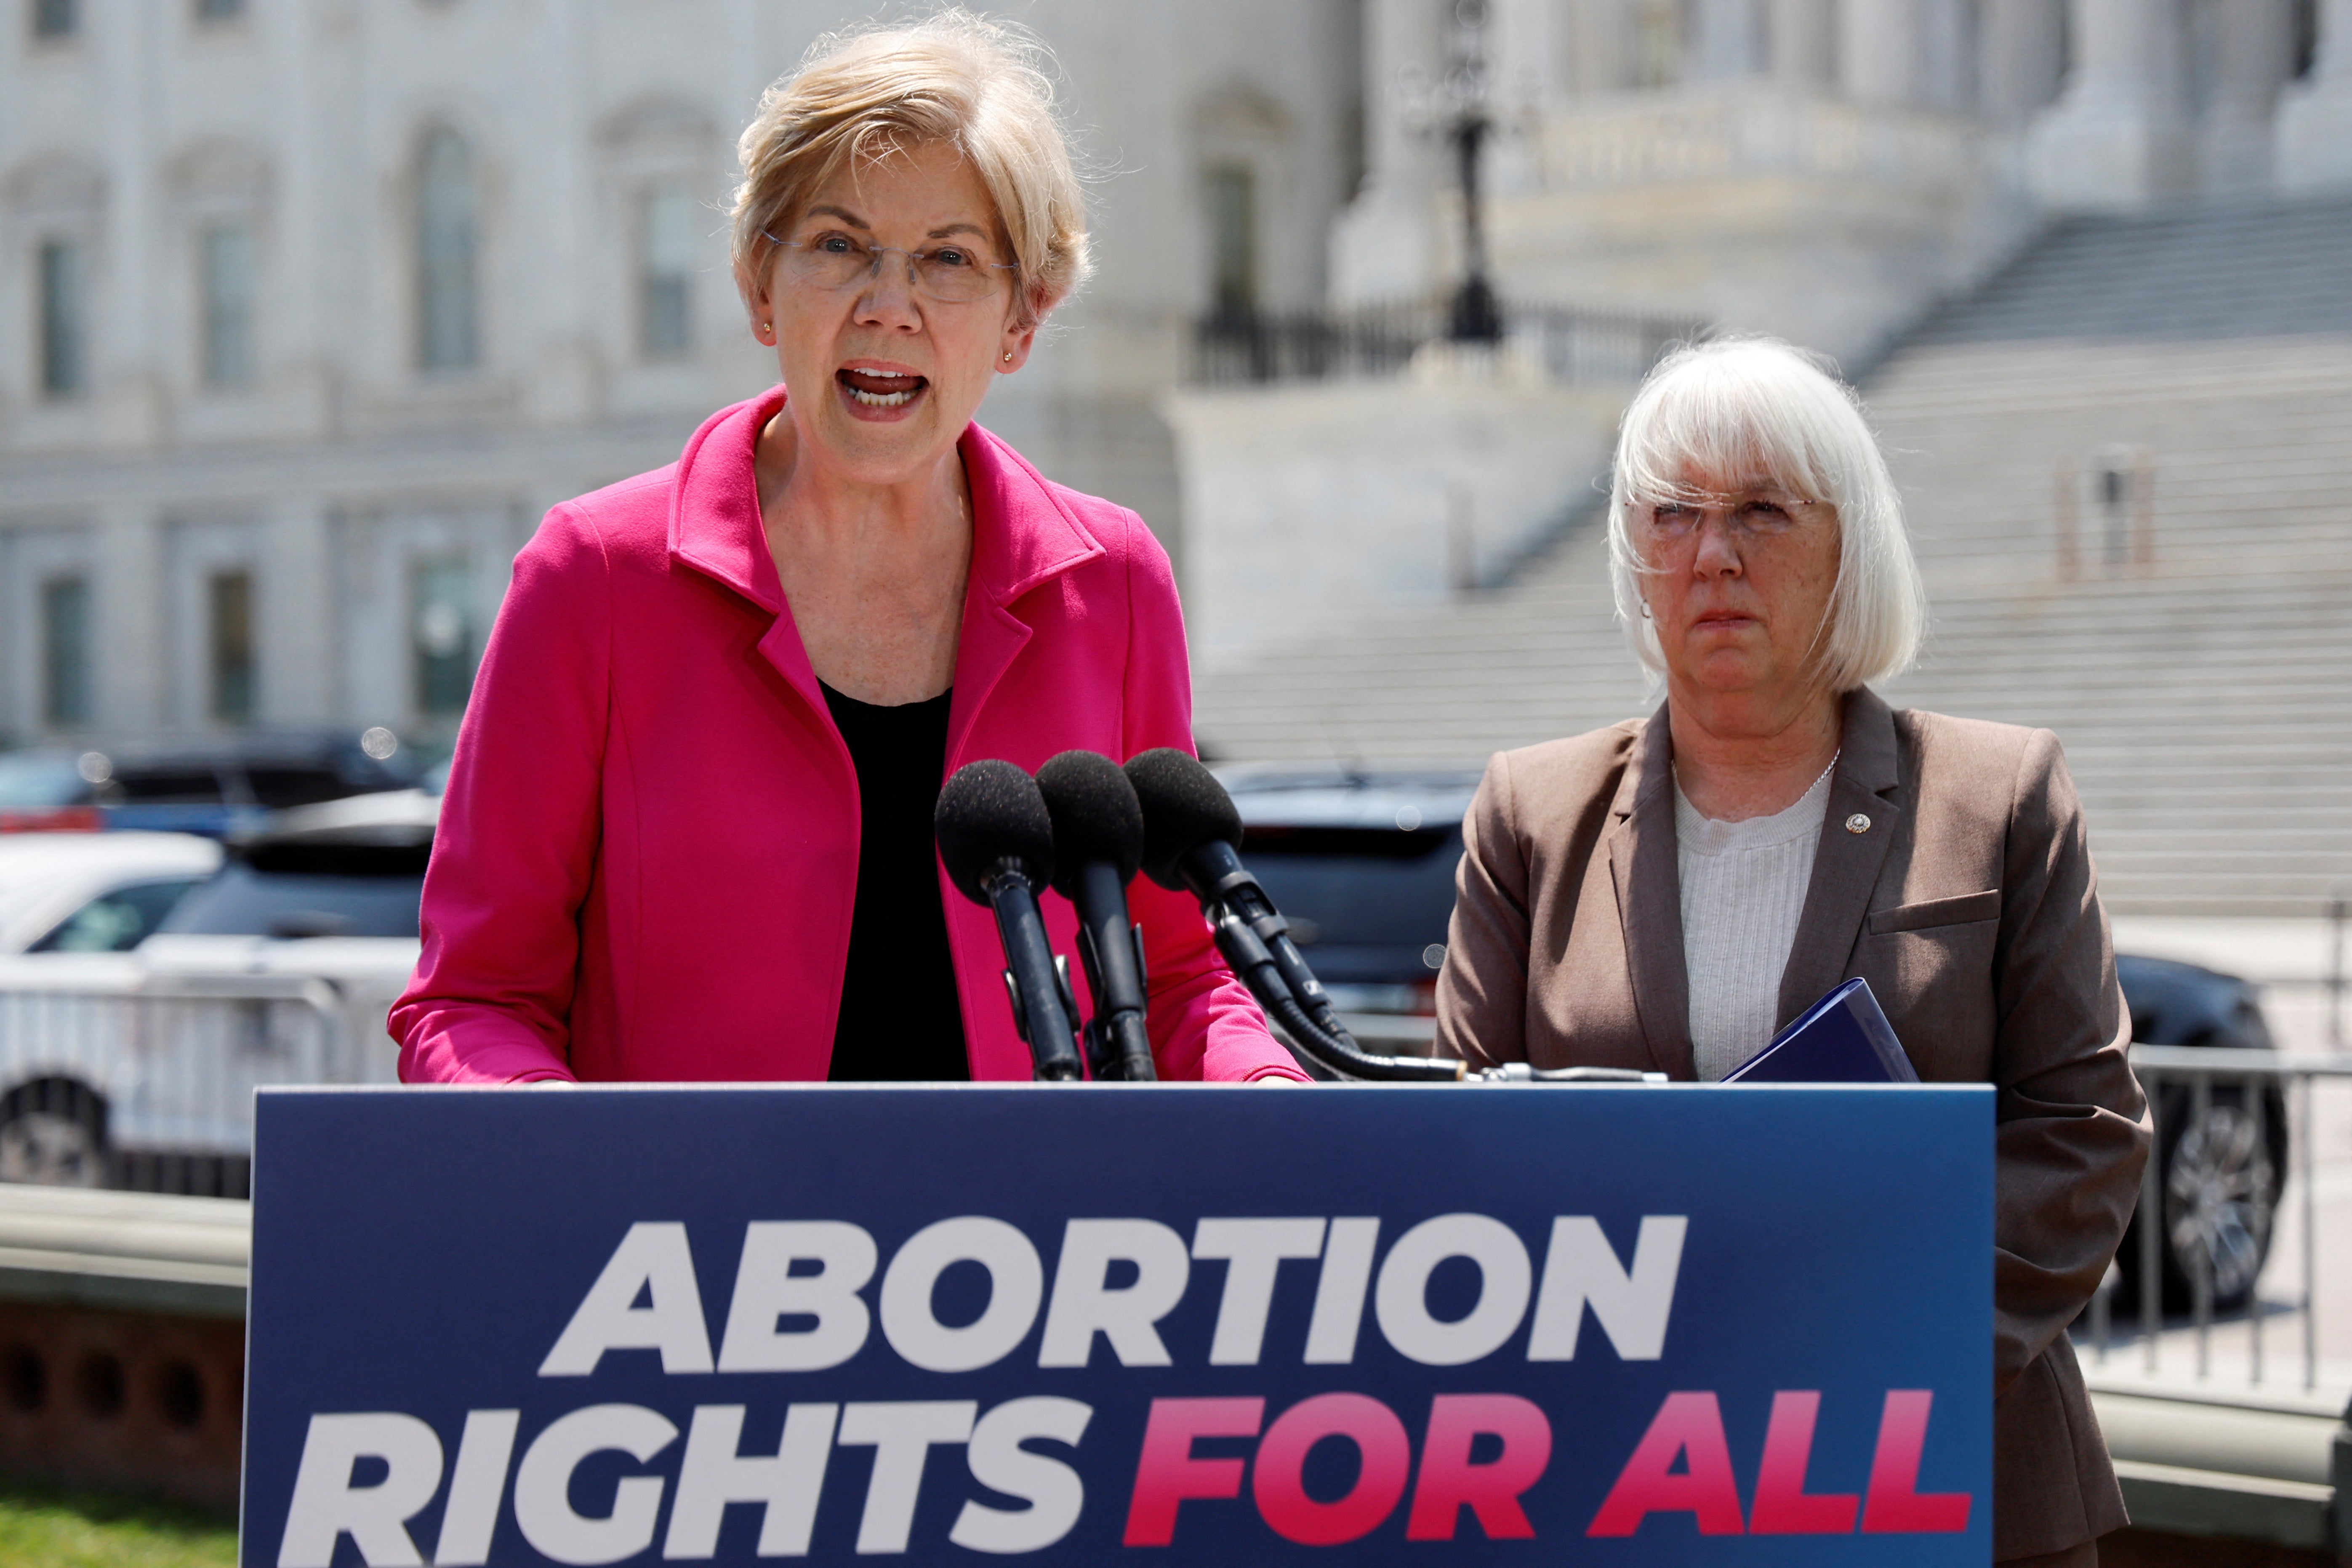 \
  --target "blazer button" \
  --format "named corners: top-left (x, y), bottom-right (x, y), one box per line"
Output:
top-left (1845, 813), bottom-right (1872, 834)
